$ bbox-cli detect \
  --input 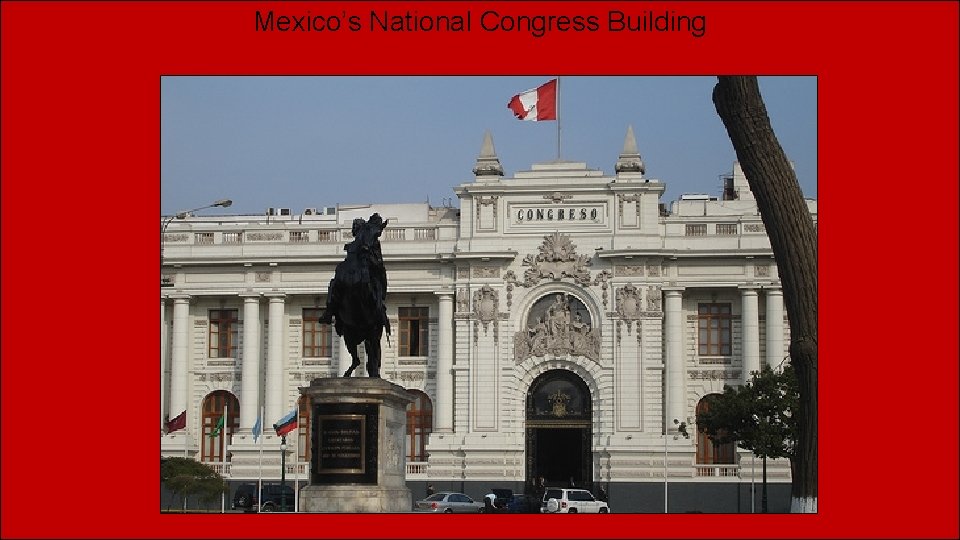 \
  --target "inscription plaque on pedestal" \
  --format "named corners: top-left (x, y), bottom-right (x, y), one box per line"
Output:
top-left (312, 403), bottom-right (378, 484)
